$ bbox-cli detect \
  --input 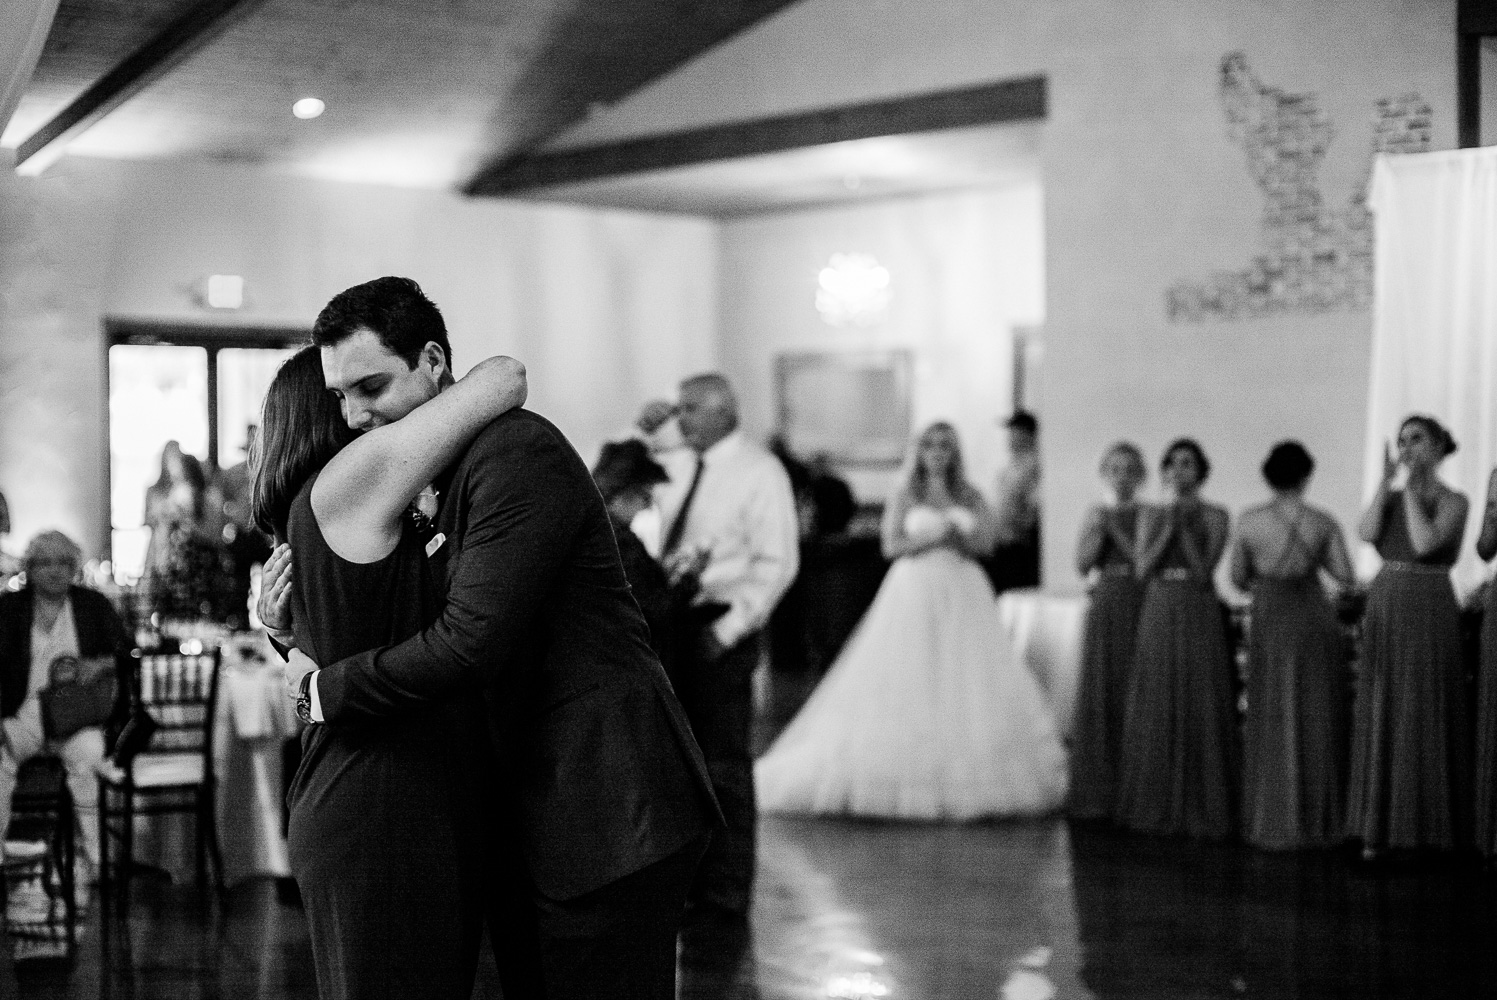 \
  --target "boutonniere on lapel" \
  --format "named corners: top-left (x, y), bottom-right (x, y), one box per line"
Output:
top-left (407, 484), bottom-right (441, 536)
